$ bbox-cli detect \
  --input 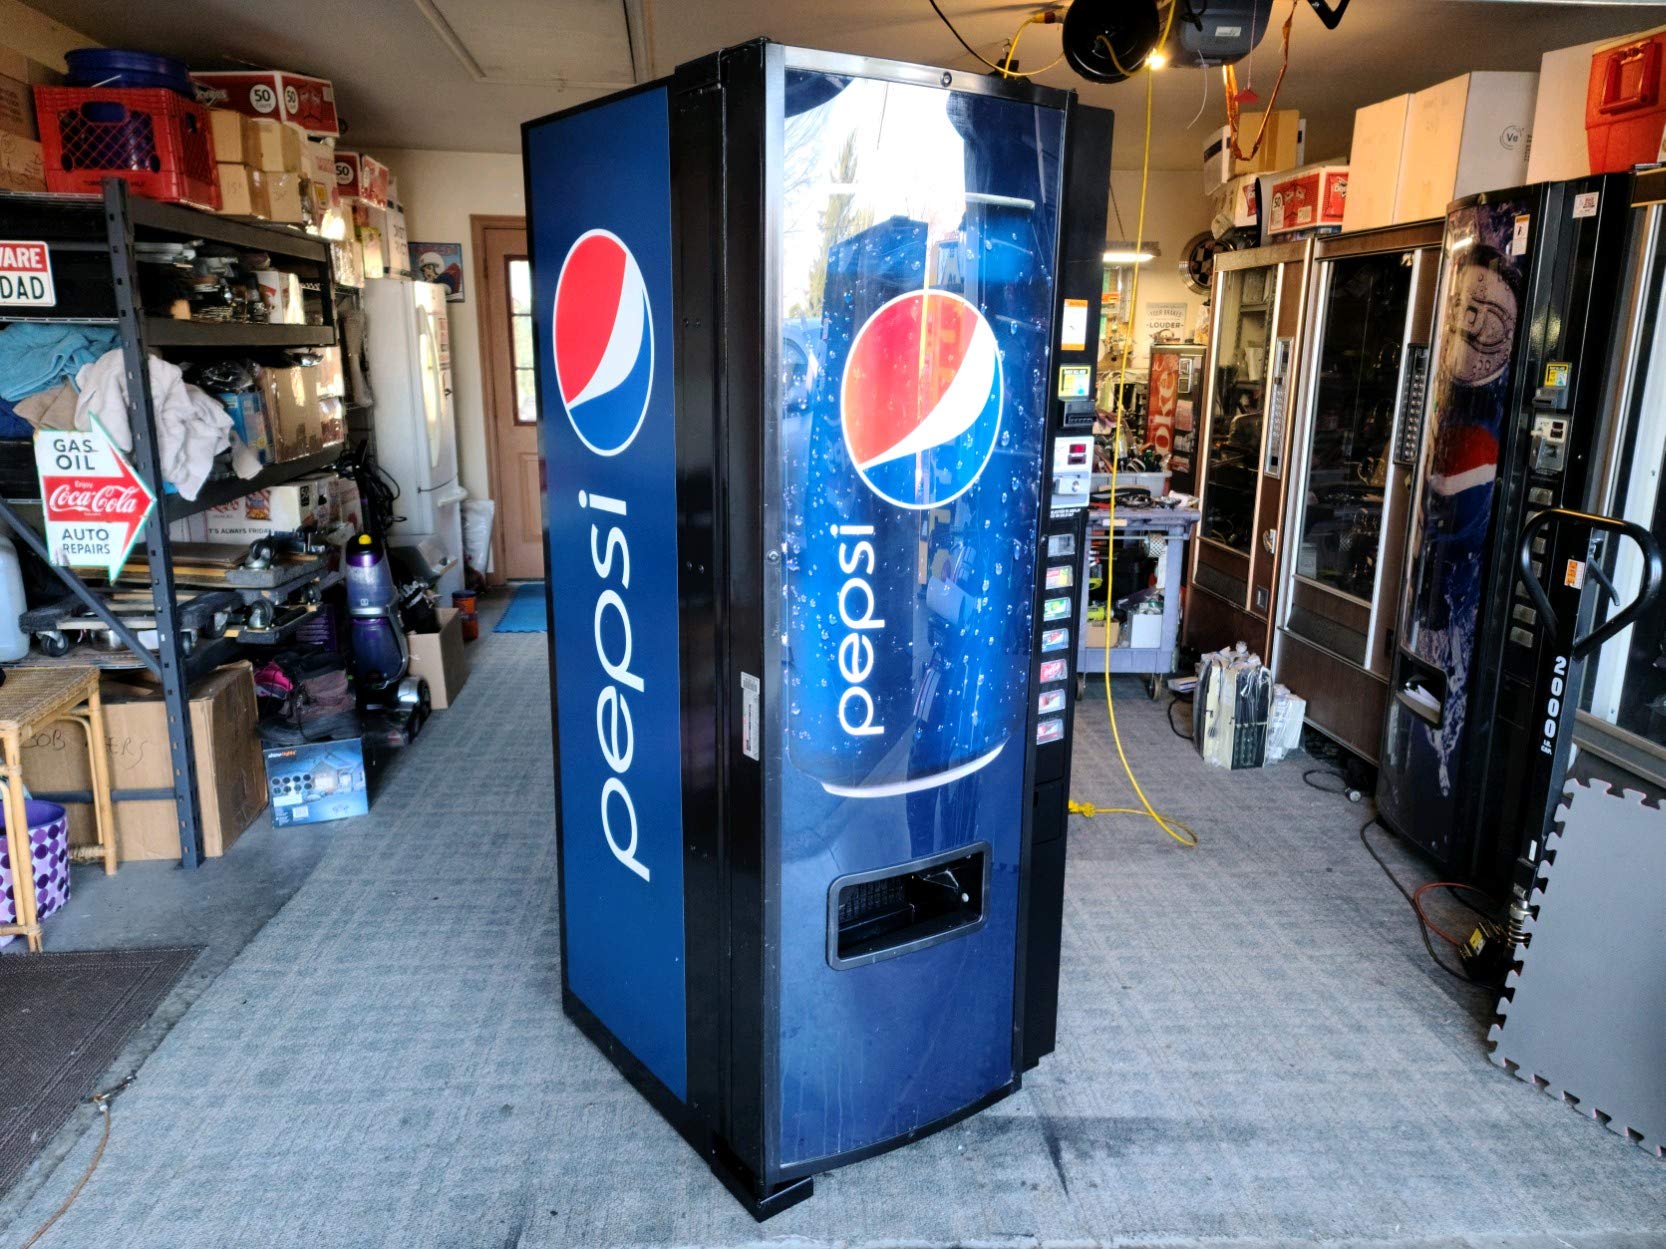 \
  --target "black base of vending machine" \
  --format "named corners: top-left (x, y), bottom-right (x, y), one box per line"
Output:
top-left (524, 41), bottom-right (1111, 1216)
